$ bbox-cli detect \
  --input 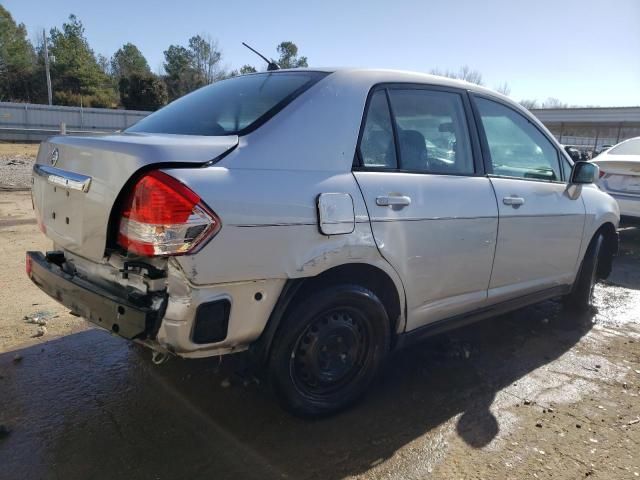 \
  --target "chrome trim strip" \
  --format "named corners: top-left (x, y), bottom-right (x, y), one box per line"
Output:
top-left (33, 164), bottom-right (92, 193)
